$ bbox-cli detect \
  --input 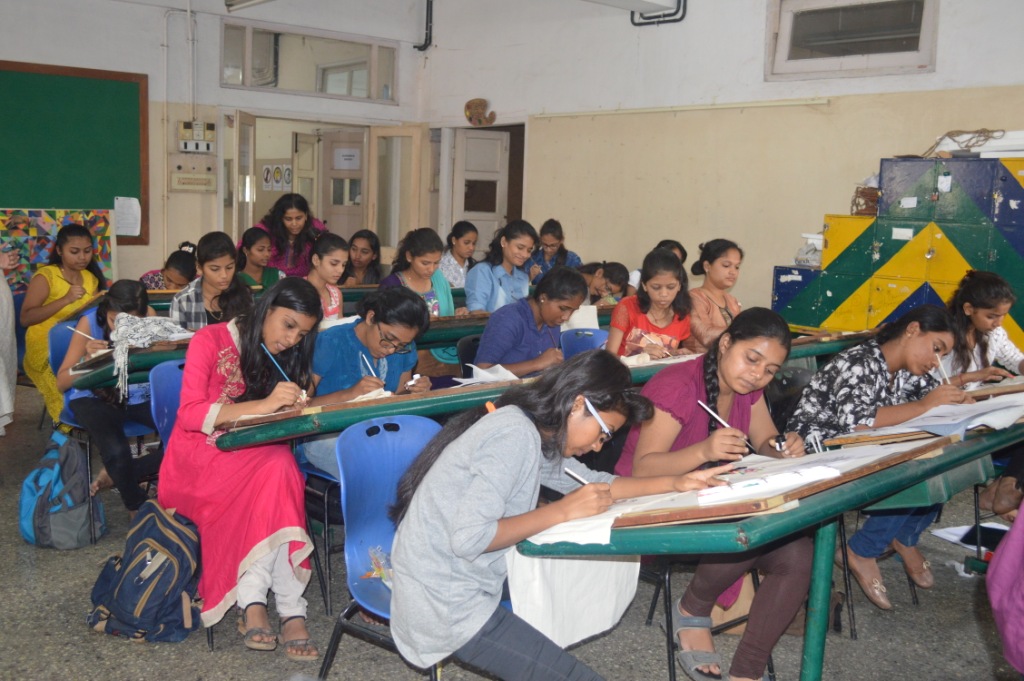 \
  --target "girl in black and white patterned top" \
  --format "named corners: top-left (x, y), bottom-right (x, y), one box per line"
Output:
top-left (787, 305), bottom-right (967, 610)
